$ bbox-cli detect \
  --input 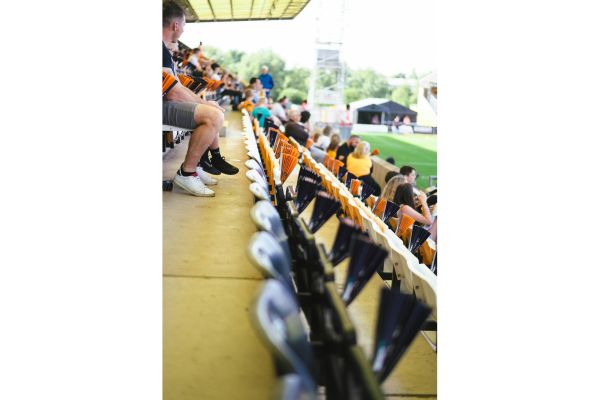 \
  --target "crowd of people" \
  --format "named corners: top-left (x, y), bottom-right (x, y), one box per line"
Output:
top-left (162, 1), bottom-right (436, 246)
